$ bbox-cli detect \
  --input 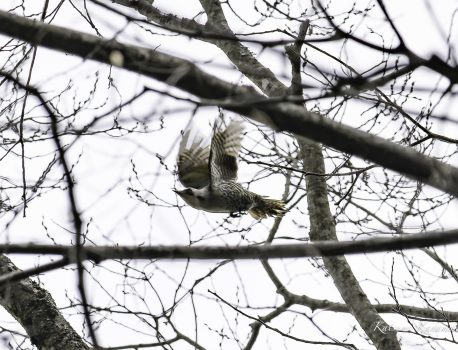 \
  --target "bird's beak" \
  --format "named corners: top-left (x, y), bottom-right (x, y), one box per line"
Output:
top-left (172, 188), bottom-right (184, 196)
